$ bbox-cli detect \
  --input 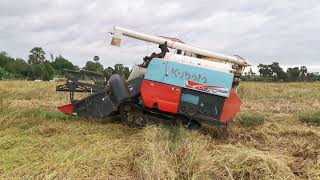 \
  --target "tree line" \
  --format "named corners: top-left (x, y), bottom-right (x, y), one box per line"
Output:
top-left (1, 47), bottom-right (319, 82)
top-left (0, 47), bottom-right (130, 80)
top-left (242, 62), bottom-right (320, 82)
